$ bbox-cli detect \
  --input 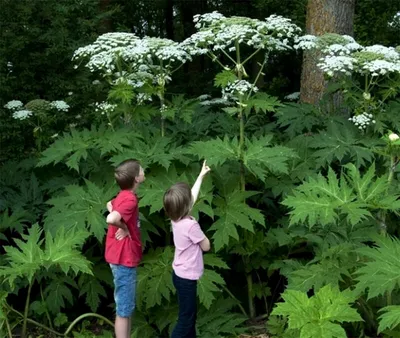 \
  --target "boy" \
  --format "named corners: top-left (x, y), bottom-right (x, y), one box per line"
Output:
top-left (105, 159), bottom-right (145, 338)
